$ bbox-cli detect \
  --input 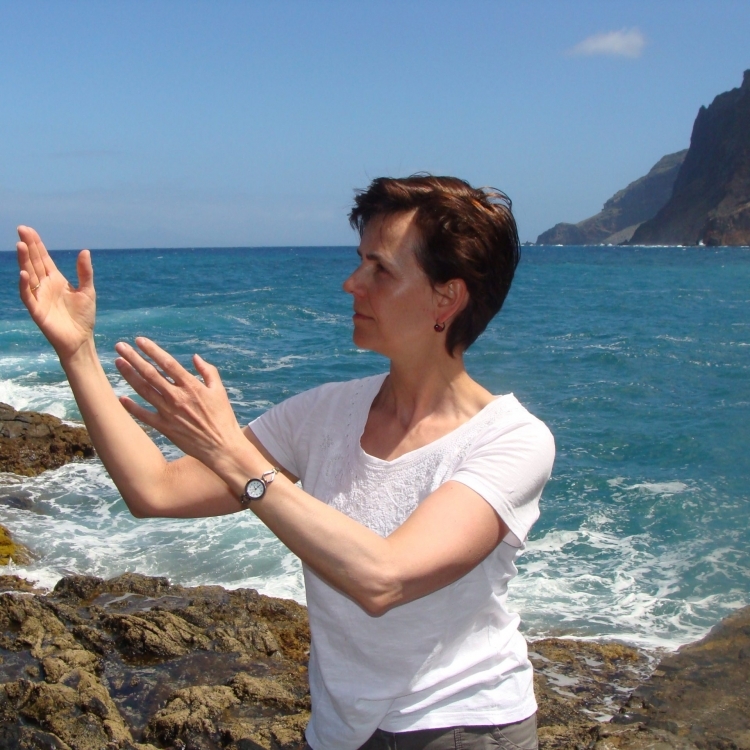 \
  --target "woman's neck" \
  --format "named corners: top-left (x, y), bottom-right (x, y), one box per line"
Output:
top-left (377, 354), bottom-right (494, 432)
top-left (360, 357), bottom-right (495, 461)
